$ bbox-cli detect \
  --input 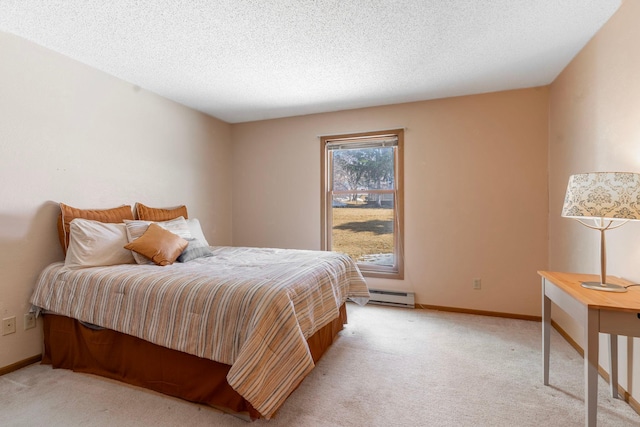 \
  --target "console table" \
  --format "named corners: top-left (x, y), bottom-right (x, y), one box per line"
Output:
top-left (539, 271), bottom-right (640, 427)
